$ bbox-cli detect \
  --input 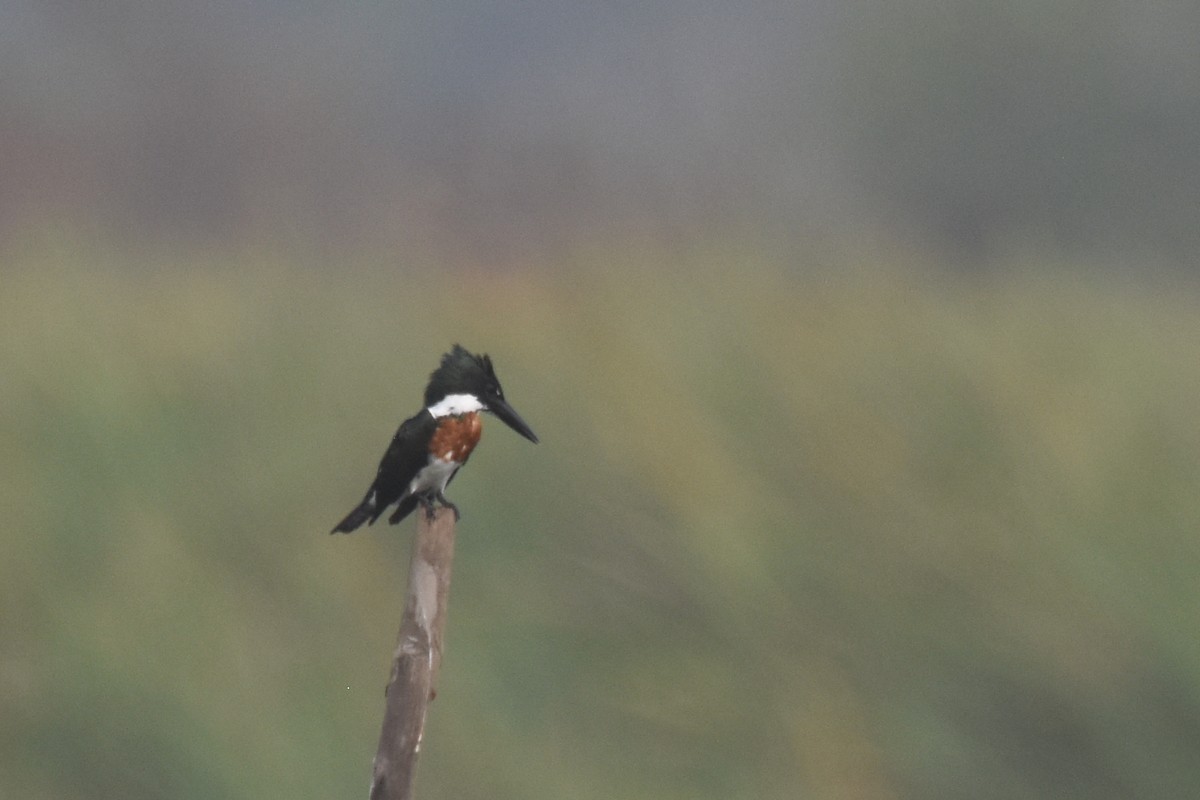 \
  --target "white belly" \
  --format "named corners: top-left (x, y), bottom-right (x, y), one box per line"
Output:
top-left (407, 457), bottom-right (460, 496)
